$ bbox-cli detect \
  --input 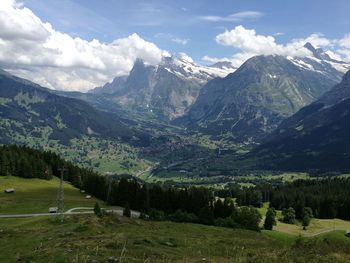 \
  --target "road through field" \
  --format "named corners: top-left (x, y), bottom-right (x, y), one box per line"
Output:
top-left (0, 207), bottom-right (140, 218)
